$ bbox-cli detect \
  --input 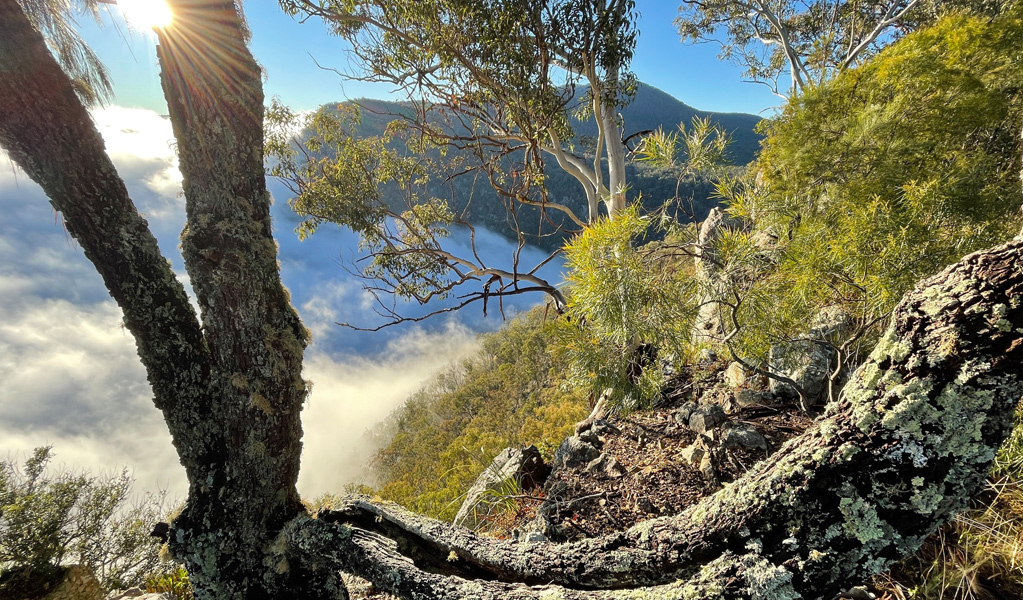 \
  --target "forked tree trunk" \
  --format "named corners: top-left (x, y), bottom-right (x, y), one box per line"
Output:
top-left (282, 238), bottom-right (1023, 599)
top-left (0, 2), bottom-right (339, 598)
